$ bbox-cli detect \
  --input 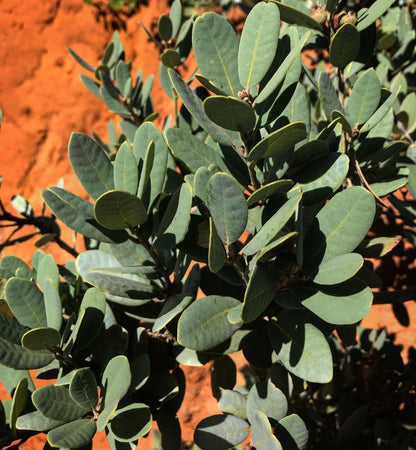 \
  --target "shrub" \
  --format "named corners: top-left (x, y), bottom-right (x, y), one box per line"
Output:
top-left (0, 0), bottom-right (415, 448)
